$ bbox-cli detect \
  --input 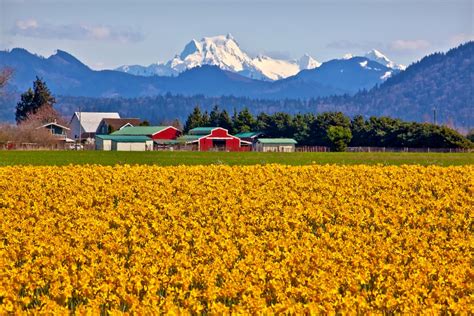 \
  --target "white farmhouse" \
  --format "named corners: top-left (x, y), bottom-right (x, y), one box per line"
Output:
top-left (69, 112), bottom-right (120, 143)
